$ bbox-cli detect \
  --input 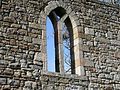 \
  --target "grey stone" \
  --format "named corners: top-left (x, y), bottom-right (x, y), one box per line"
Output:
top-left (14, 71), bottom-right (21, 77)
top-left (29, 22), bottom-right (40, 29)
top-left (84, 59), bottom-right (94, 67)
top-left (26, 71), bottom-right (32, 77)
top-left (32, 38), bottom-right (41, 44)
top-left (9, 63), bottom-right (21, 69)
top-left (98, 73), bottom-right (105, 78)
top-left (0, 50), bottom-right (6, 54)
top-left (33, 52), bottom-right (41, 61)
top-left (24, 81), bottom-right (32, 89)
top-left (3, 68), bottom-right (14, 75)
top-left (114, 74), bottom-right (120, 81)
top-left (0, 78), bottom-right (6, 84)
top-left (11, 24), bottom-right (21, 28)
top-left (24, 36), bottom-right (32, 42)
top-left (0, 0), bottom-right (120, 90)
top-left (0, 15), bottom-right (2, 20)
top-left (32, 82), bottom-right (37, 89)
top-left (3, 85), bottom-right (10, 90)
top-left (4, 16), bottom-right (15, 23)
